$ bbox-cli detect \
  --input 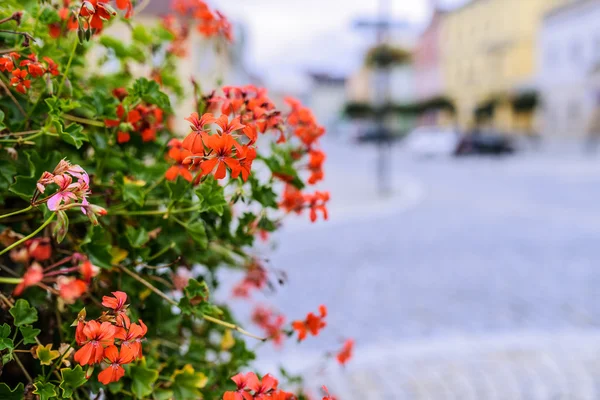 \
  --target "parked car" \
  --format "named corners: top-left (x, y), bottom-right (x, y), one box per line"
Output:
top-left (403, 126), bottom-right (462, 157)
top-left (454, 130), bottom-right (515, 156)
top-left (355, 126), bottom-right (400, 144)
